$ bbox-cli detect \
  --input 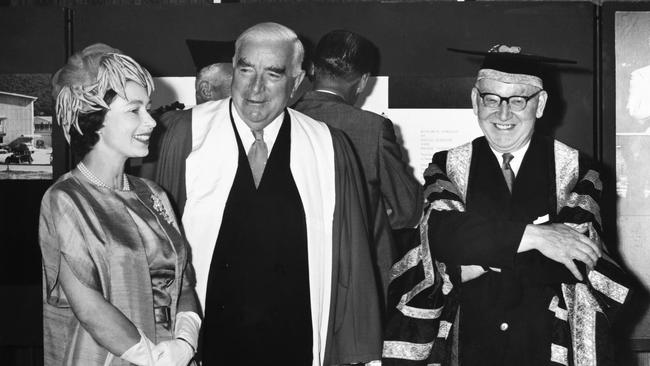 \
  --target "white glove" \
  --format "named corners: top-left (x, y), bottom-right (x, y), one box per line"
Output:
top-left (173, 311), bottom-right (201, 353)
top-left (152, 339), bottom-right (194, 366)
top-left (120, 328), bottom-right (160, 366)
top-left (150, 311), bottom-right (201, 366)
